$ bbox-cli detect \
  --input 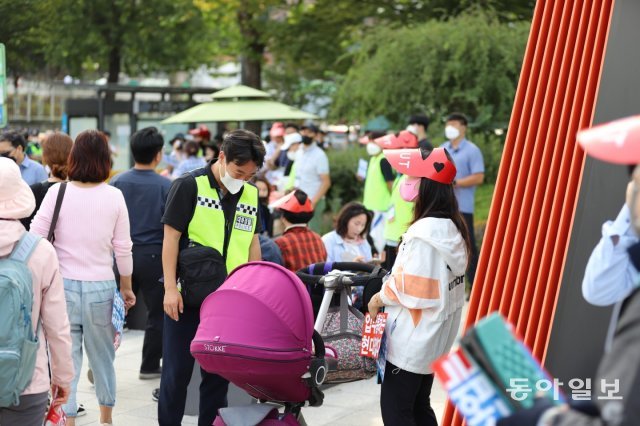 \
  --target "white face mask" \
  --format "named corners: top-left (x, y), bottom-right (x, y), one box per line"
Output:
top-left (219, 161), bottom-right (244, 194)
top-left (406, 125), bottom-right (419, 136)
top-left (445, 125), bottom-right (461, 141)
top-left (366, 142), bottom-right (382, 156)
top-left (286, 149), bottom-right (298, 161)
